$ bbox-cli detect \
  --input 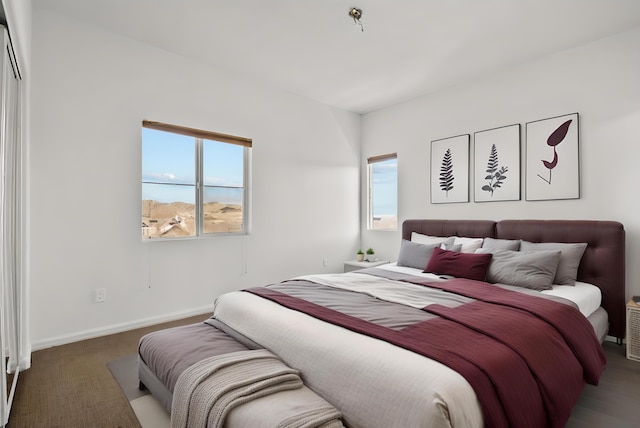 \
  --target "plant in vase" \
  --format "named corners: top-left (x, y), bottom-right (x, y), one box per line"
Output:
top-left (366, 248), bottom-right (375, 262)
top-left (356, 249), bottom-right (365, 262)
